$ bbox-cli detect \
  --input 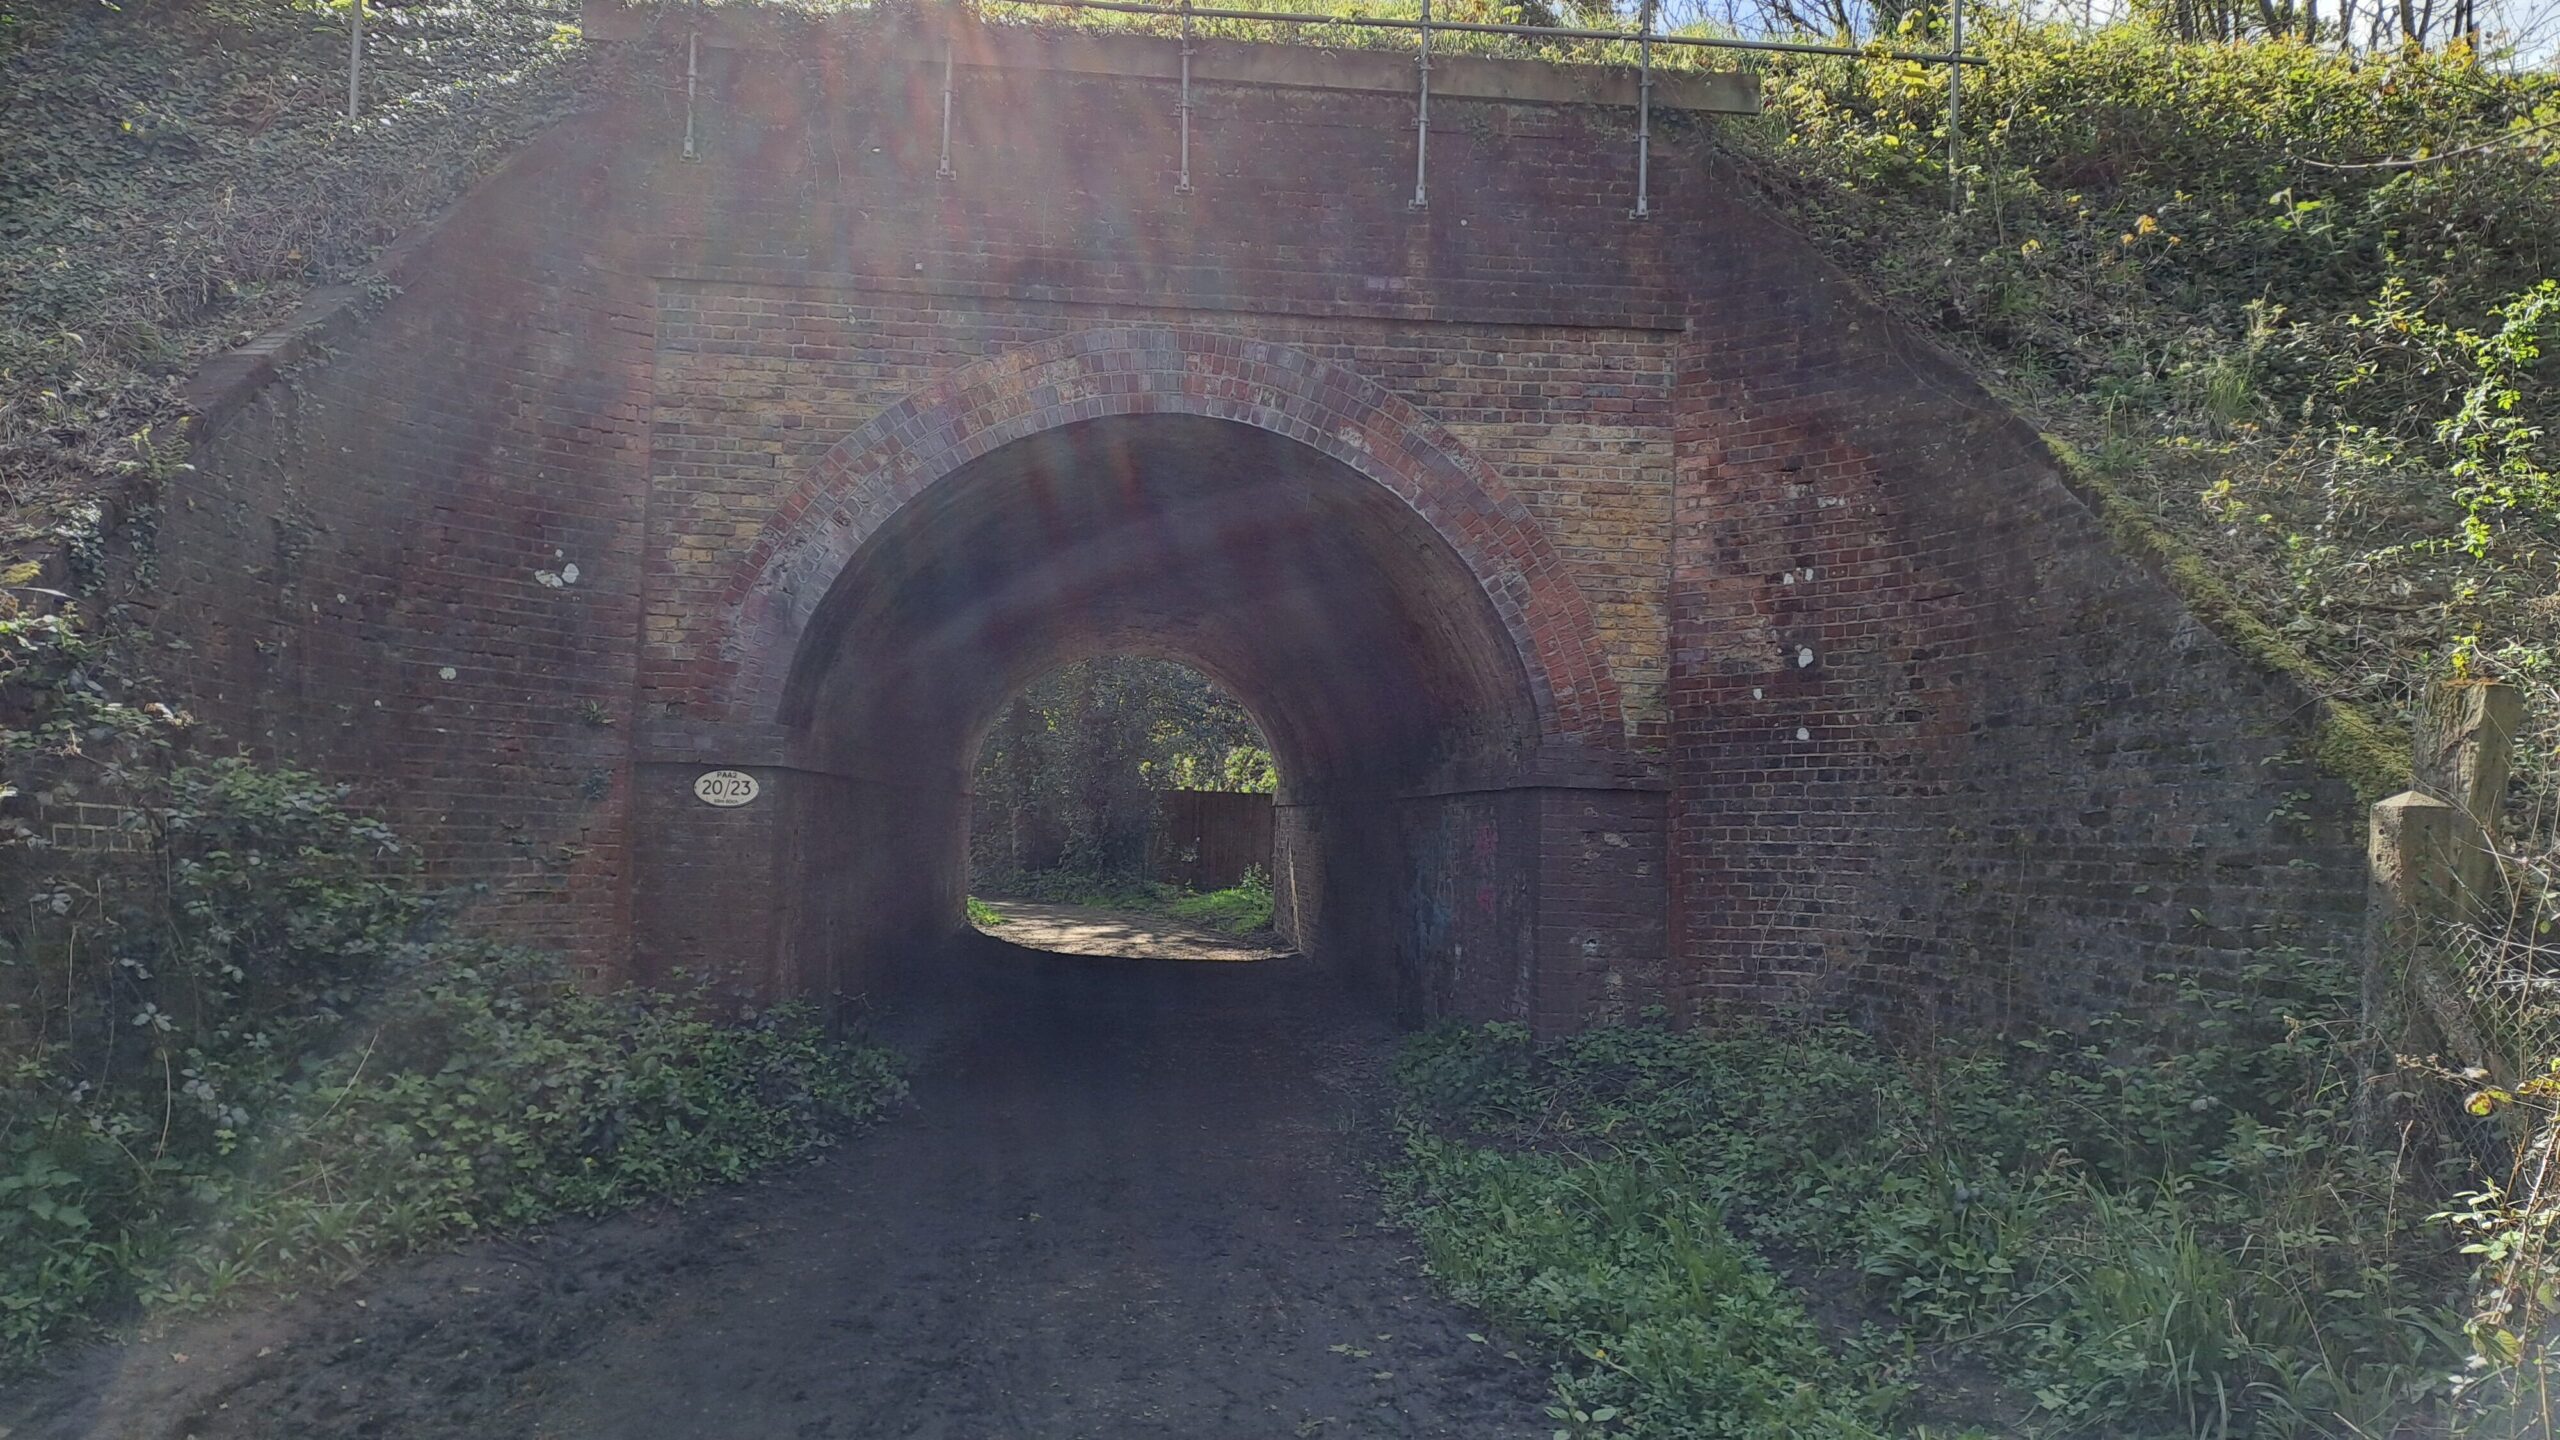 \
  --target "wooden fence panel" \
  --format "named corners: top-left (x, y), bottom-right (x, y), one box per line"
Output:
top-left (1151, 790), bottom-right (1274, 892)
